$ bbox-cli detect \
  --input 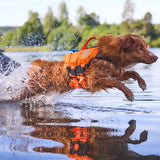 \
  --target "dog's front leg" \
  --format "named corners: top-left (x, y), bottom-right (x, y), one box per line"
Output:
top-left (118, 120), bottom-right (136, 142)
top-left (97, 78), bottom-right (134, 101)
top-left (121, 71), bottom-right (146, 91)
top-left (127, 130), bottom-right (148, 144)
